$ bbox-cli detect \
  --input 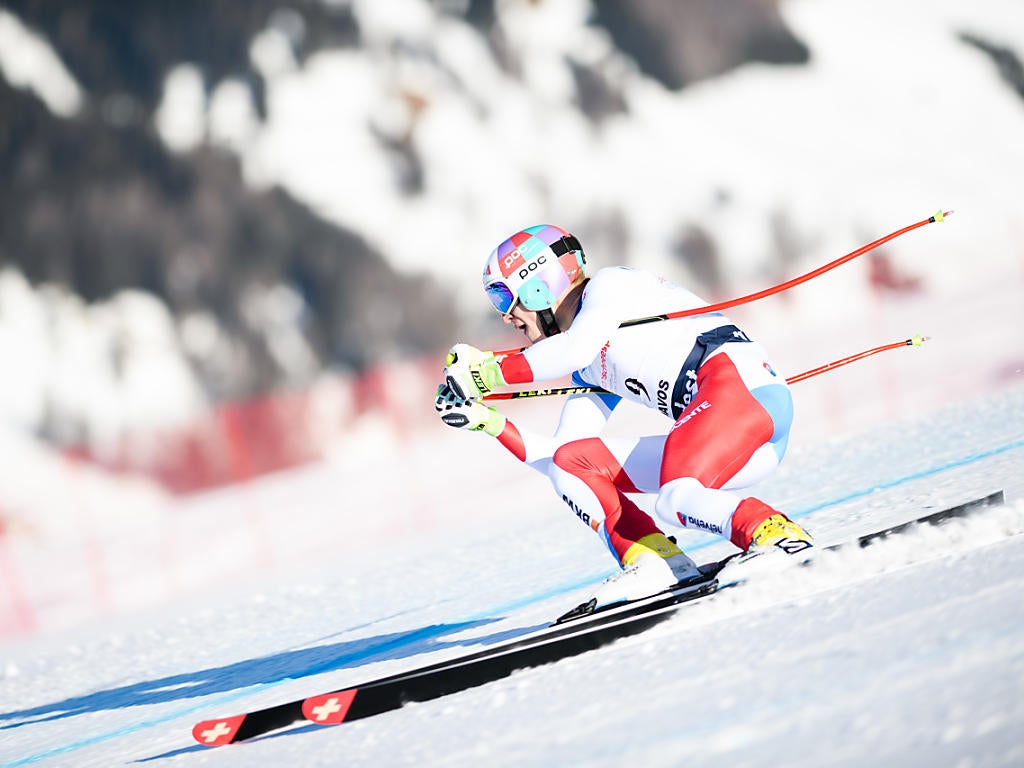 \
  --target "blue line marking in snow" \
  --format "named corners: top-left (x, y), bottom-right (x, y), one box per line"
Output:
top-left (11, 436), bottom-right (1021, 766)
top-left (1, 686), bottom-right (280, 768)
top-left (786, 436), bottom-right (1024, 520)
top-left (2, 619), bottom-right (489, 767)
top-left (681, 435), bottom-right (1023, 555)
